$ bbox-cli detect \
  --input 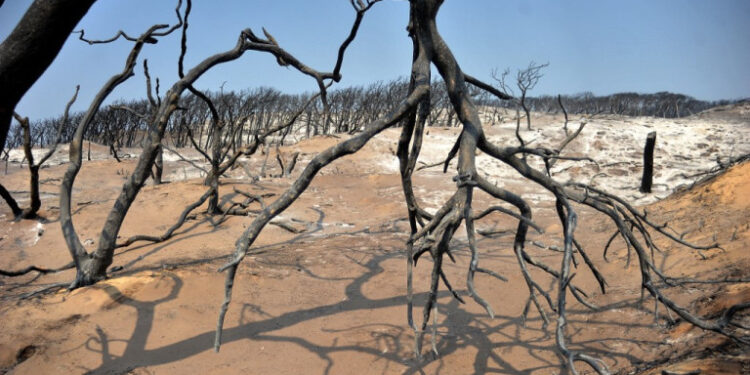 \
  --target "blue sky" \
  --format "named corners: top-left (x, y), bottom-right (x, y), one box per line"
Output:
top-left (1, 0), bottom-right (749, 121)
